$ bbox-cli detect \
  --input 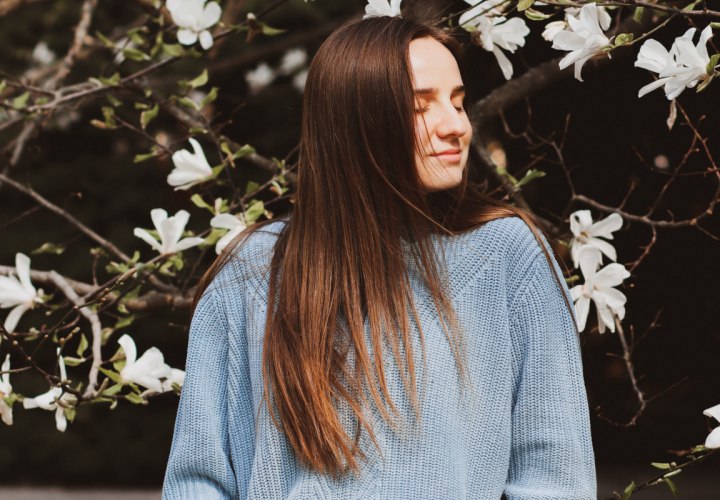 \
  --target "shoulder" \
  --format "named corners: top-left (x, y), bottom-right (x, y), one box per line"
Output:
top-left (451, 215), bottom-right (549, 270)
